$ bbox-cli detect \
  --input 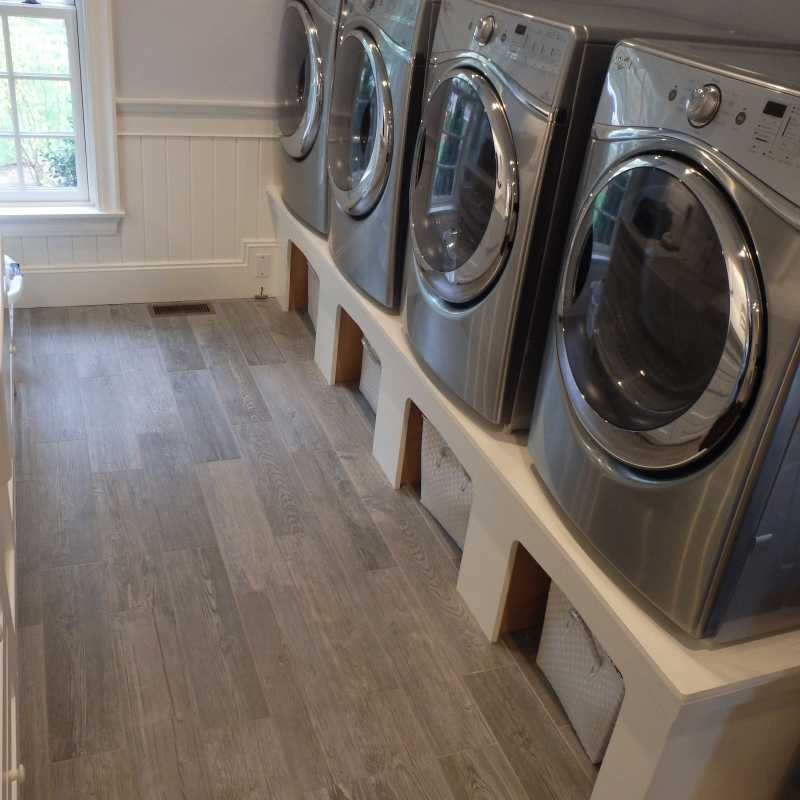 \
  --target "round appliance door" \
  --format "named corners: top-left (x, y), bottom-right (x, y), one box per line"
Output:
top-left (278, 1), bottom-right (324, 160)
top-left (410, 67), bottom-right (518, 305)
top-left (327, 29), bottom-right (393, 217)
top-left (558, 154), bottom-right (763, 471)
